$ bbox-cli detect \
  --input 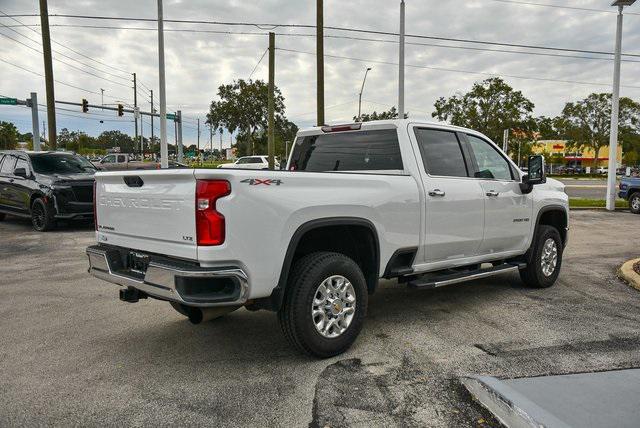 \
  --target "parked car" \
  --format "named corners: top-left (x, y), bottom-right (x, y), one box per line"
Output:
top-left (596, 167), bottom-right (608, 174)
top-left (0, 150), bottom-right (96, 231)
top-left (87, 120), bottom-right (569, 357)
top-left (619, 176), bottom-right (640, 214)
top-left (218, 155), bottom-right (279, 170)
